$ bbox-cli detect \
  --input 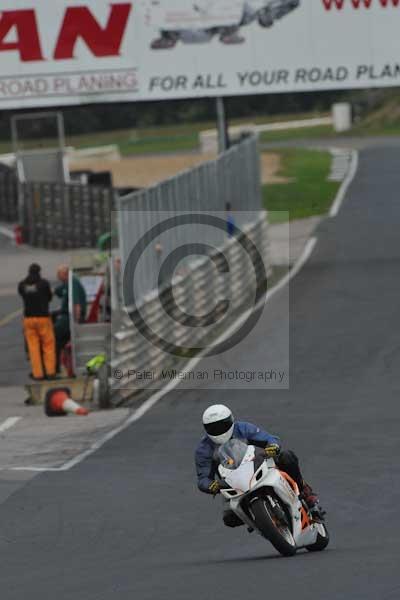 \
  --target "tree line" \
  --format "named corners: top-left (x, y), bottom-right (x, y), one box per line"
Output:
top-left (0, 88), bottom-right (392, 141)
